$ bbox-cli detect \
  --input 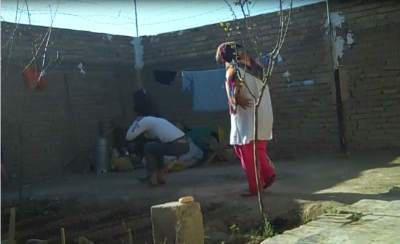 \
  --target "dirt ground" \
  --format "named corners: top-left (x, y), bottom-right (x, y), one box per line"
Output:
top-left (2, 150), bottom-right (400, 243)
